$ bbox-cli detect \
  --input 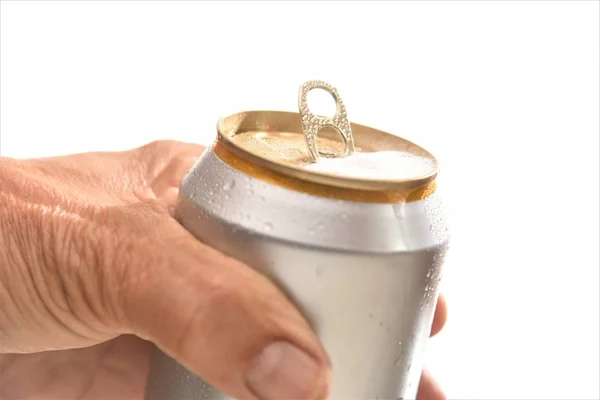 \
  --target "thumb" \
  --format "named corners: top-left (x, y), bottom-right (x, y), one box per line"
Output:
top-left (118, 214), bottom-right (331, 400)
